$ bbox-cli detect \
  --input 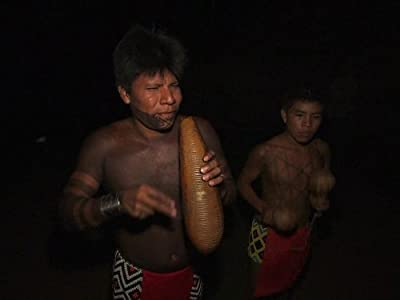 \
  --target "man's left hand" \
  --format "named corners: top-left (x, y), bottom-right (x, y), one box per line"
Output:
top-left (200, 150), bottom-right (224, 187)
